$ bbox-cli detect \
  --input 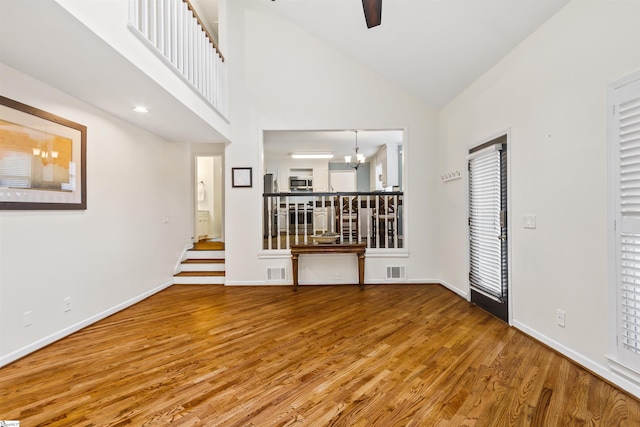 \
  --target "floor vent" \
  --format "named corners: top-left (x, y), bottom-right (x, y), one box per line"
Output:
top-left (267, 267), bottom-right (286, 281)
top-left (386, 266), bottom-right (406, 280)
